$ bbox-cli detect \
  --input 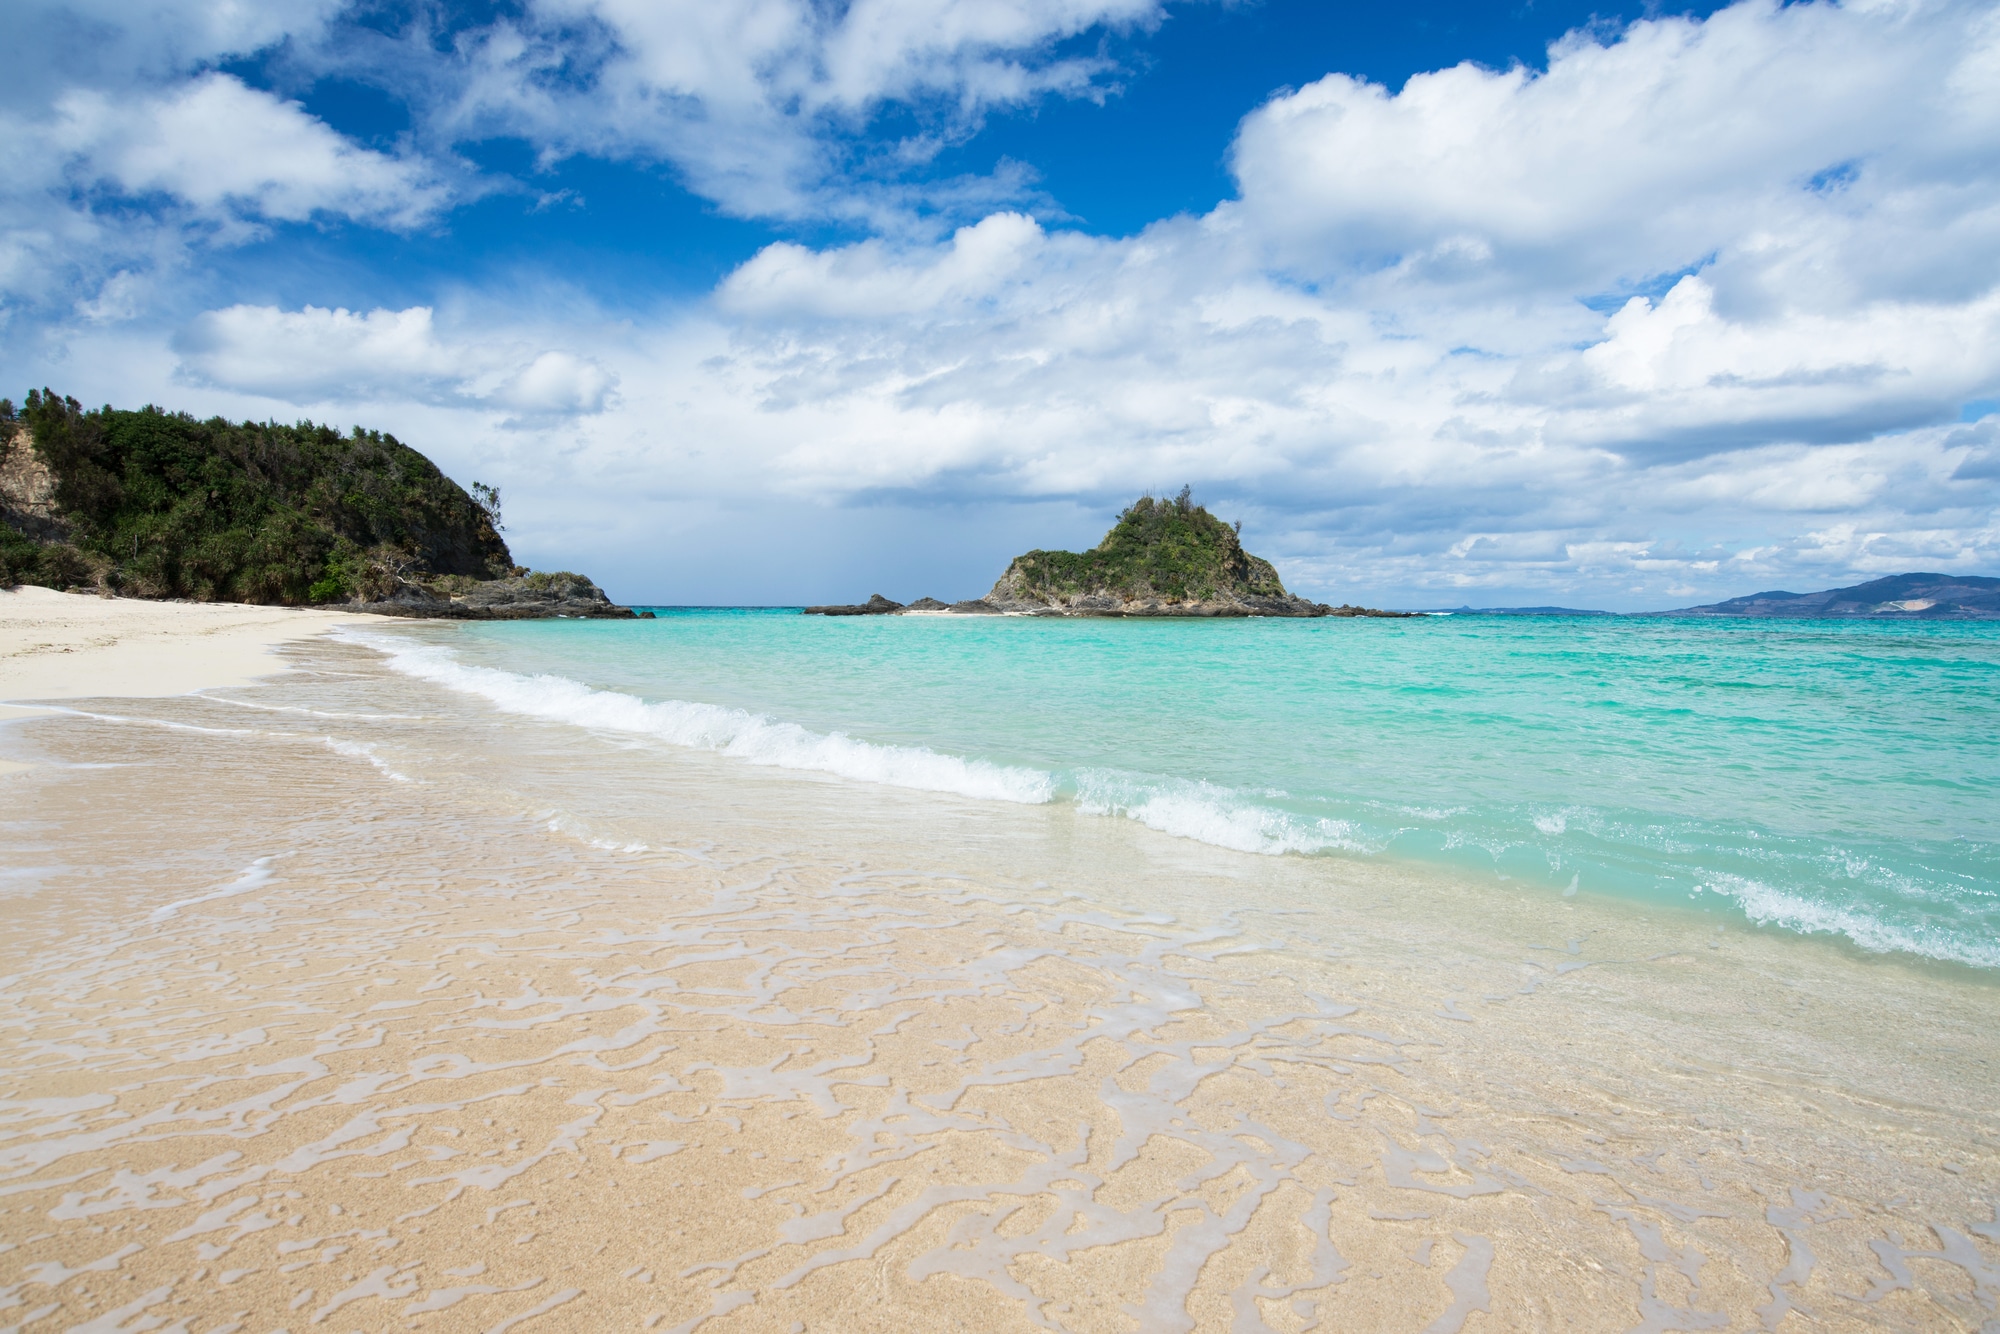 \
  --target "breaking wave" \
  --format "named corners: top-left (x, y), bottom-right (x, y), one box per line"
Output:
top-left (351, 632), bottom-right (1056, 805)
